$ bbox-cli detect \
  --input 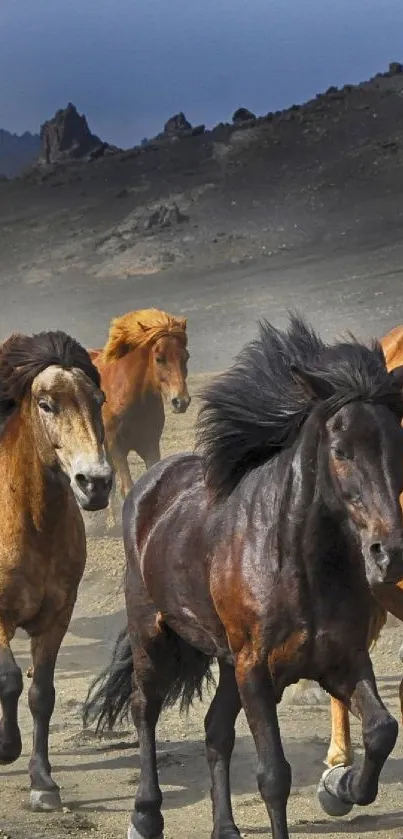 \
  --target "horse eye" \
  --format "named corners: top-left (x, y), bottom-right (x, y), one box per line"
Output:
top-left (38, 400), bottom-right (55, 414)
top-left (156, 356), bottom-right (166, 365)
